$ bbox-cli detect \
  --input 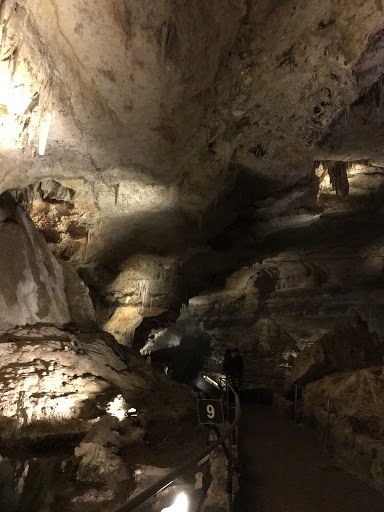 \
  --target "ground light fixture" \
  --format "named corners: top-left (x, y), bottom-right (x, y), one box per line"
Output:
top-left (106, 395), bottom-right (137, 420)
top-left (161, 492), bottom-right (189, 512)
